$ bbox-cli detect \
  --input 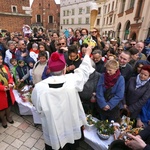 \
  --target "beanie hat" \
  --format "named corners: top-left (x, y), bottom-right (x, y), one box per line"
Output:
top-left (48, 52), bottom-right (66, 72)
top-left (32, 43), bottom-right (38, 48)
